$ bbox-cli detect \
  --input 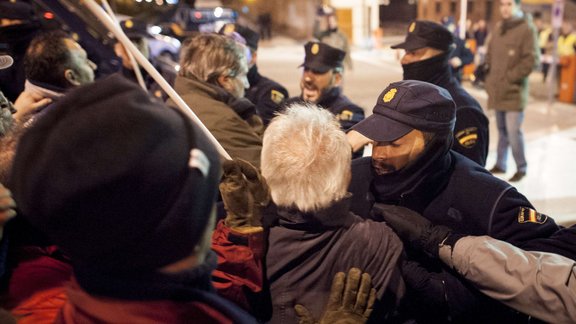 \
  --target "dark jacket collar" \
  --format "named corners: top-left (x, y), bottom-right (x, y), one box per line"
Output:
top-left (276, 194), bottom-right (356, 232)
top-left (247, 65), bottom-right (261, 87)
